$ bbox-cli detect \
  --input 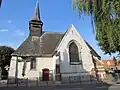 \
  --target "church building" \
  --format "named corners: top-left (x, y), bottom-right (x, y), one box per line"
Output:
top-left (8, 1), bottom-right (102, 82)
